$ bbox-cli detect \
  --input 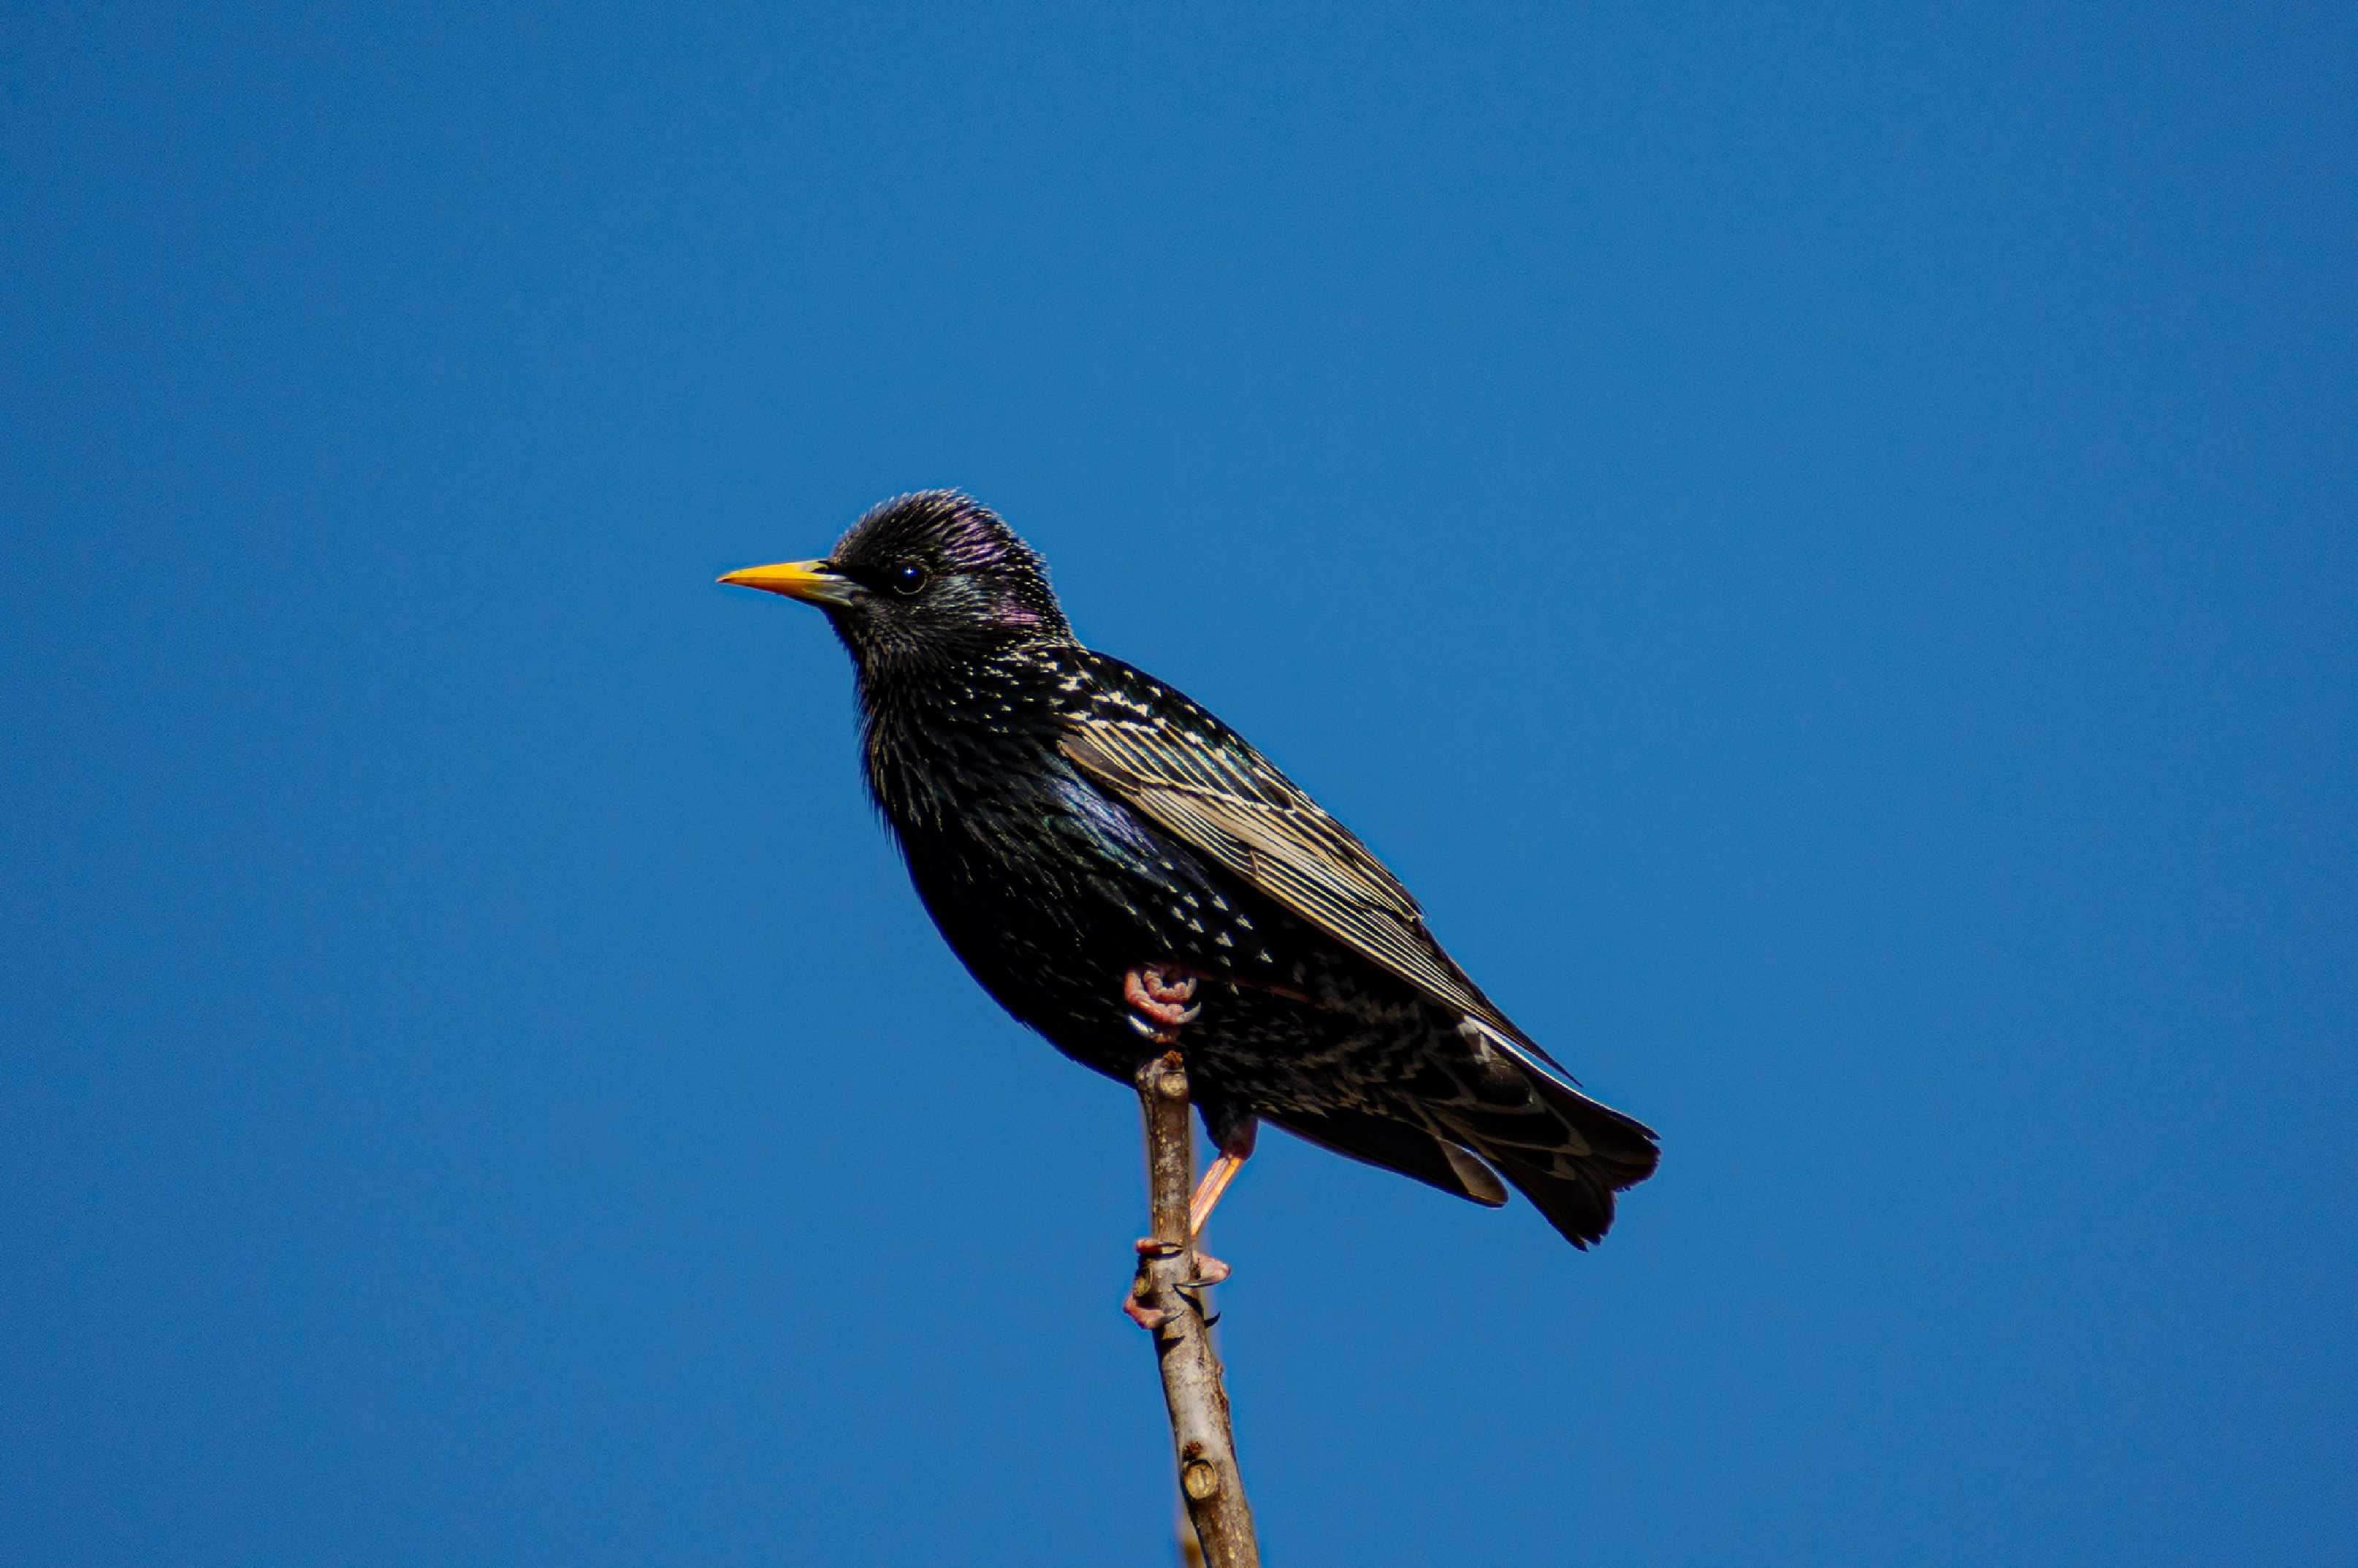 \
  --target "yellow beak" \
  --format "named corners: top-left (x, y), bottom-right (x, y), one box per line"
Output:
top-left (716, 559), bottom-right (858, 607)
